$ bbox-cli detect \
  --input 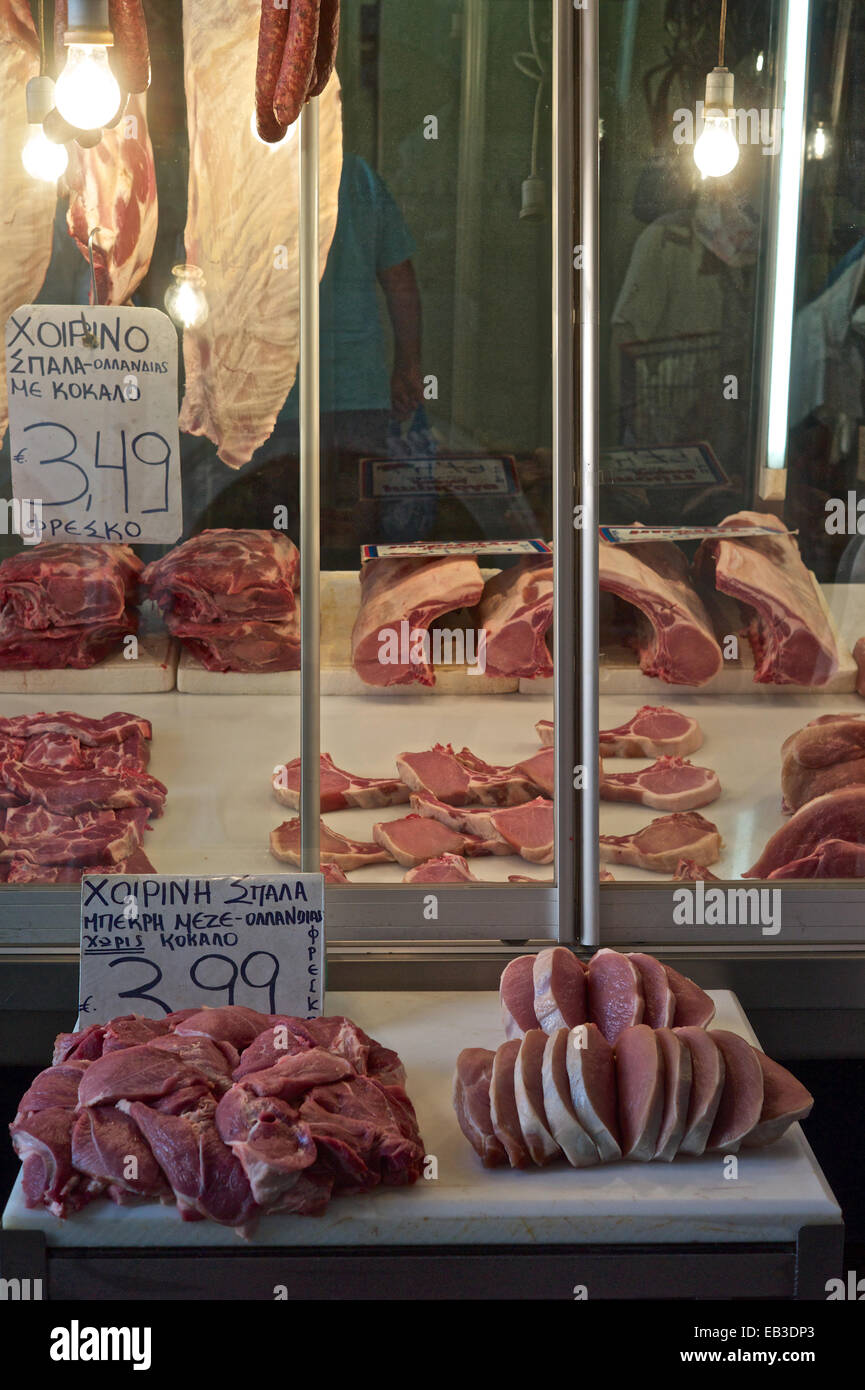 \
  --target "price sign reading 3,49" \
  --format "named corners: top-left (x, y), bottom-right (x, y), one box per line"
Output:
top-left (6, 305), bottom-right (183, 546)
